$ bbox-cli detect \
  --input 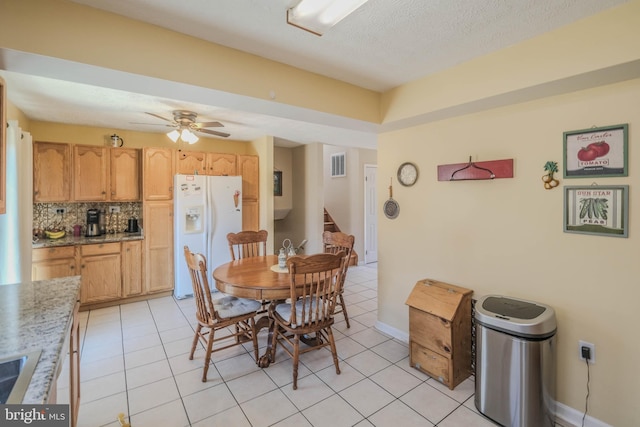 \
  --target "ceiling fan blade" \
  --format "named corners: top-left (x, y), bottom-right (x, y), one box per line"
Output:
top-left (130, 121), bottom-right (174, 127)
top-left (197, 128), bottom-right (231, 138)
top-left (145, 112), bottom-right (173, 122)
top-left (193, 121), bottom-right (224, 128)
